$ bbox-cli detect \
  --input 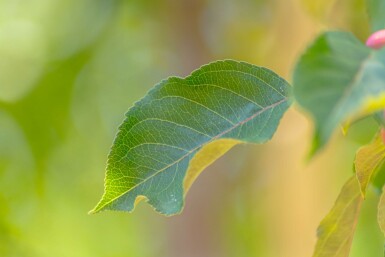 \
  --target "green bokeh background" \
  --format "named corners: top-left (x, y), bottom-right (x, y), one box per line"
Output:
top-left (0, 0), bottom-right (383, 256)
